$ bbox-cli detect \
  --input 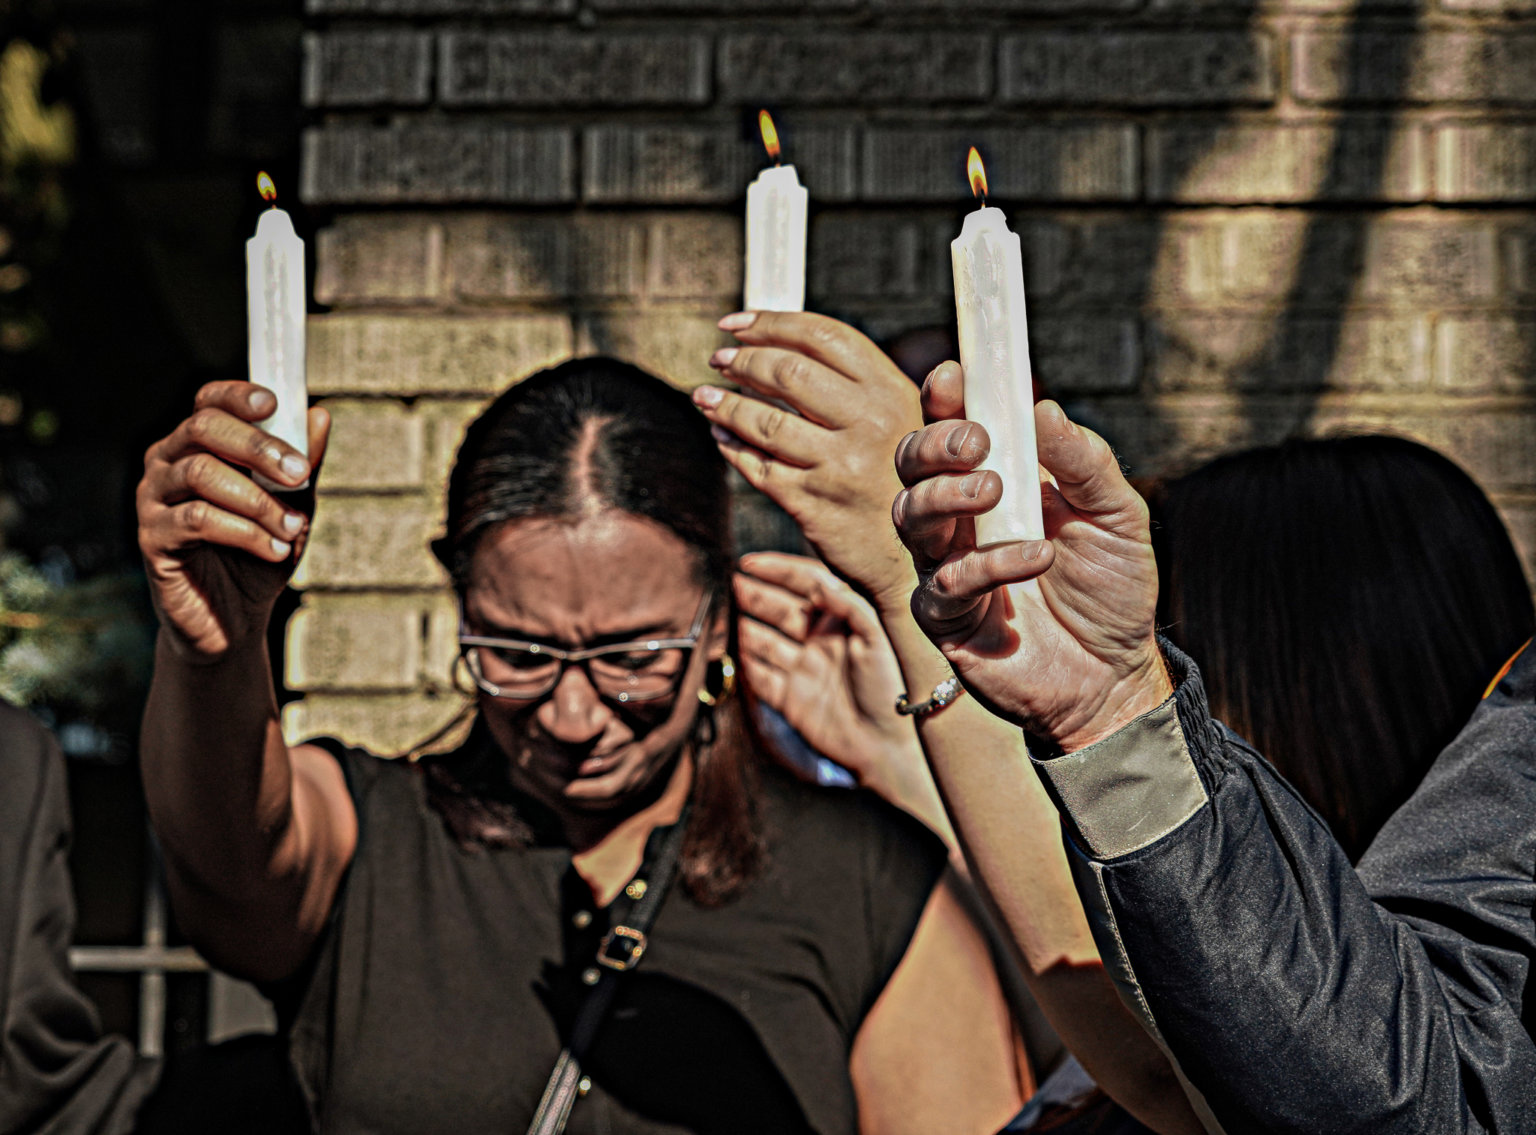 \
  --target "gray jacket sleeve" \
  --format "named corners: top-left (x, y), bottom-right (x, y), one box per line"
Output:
top-left (0, 703), bottom-right (158, 1135)
top-left (1029, 643), bottom-right (1536, 1135)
